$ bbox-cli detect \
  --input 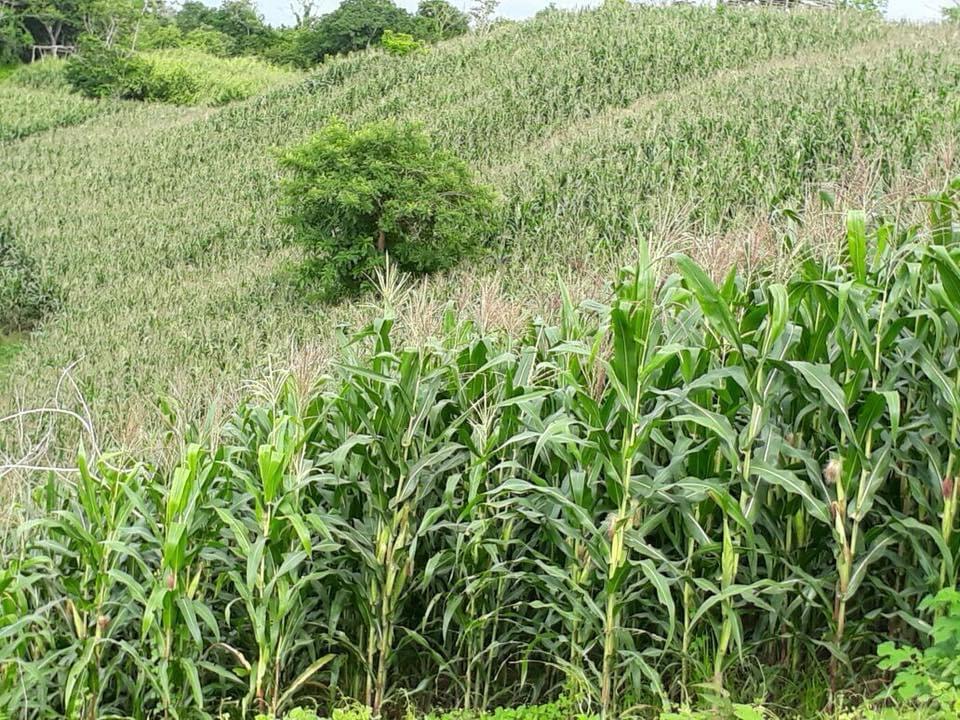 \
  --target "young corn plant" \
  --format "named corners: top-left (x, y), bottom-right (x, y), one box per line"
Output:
top-left (215, 408), bottom-right (336, 716)
top-left (130, 443), bottom-right (223, 717)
